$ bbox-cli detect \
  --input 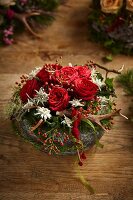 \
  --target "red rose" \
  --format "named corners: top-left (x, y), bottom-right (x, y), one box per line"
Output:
top-left (73, 78), bottom-right (98, 100)
top-left (49, 87), bottom-right (70, 111)
top-left (20, 79), bottom-right (42, 103)
top-left (75, 66), bottom-right (91, 79)
top-left (36, 67), bottom-right (49, 84)
top-left (53, 66), bottom-right (78, 86)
